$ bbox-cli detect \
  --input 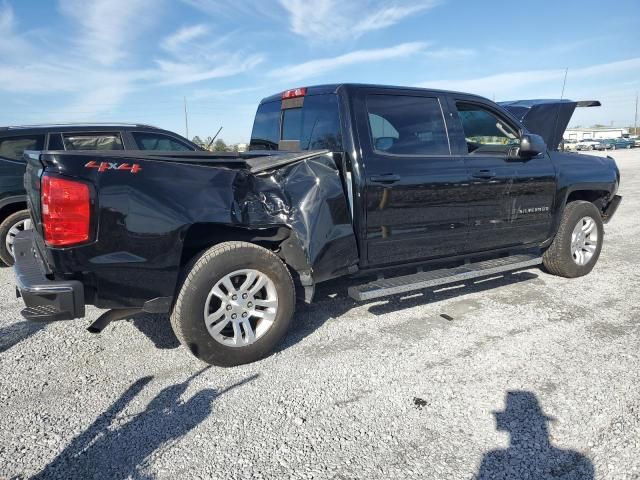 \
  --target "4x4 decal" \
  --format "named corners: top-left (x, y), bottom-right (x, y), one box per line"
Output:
top-left (85, 161), bottom-right (142, 174)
